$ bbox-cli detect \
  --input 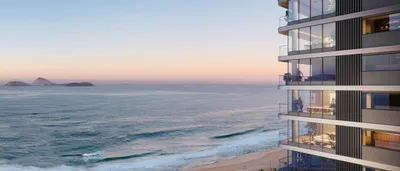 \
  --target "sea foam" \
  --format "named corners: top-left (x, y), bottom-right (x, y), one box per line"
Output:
top-left (0, 129), bottom-right (281, 171)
